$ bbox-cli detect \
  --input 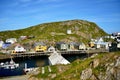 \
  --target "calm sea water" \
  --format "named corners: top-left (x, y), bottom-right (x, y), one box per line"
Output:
top-left (0, 54), bottom-right (87, 77)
